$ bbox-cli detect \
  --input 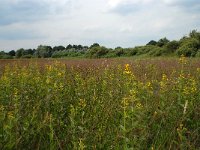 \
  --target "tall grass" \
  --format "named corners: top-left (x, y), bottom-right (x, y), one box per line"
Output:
top-left (0, 57), bottom-right (200, 149)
